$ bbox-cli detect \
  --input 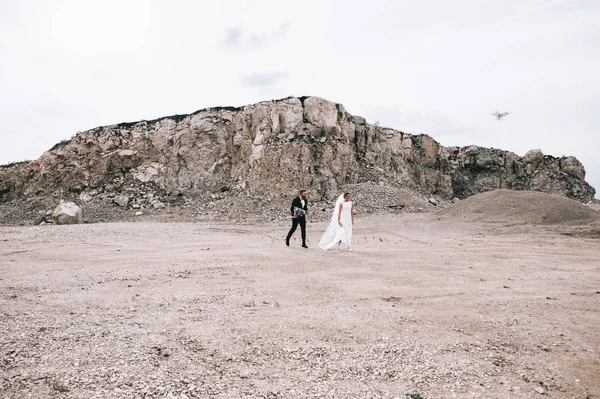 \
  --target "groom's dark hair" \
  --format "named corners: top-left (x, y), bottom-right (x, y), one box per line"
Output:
top-left (299, 189), bottom-right (306, 195)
